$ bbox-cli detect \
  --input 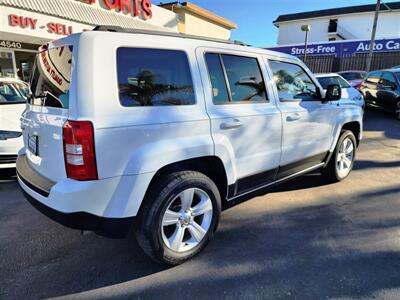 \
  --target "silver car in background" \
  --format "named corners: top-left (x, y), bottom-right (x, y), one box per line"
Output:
top-left (316, 73), bottom-right (365, 111)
